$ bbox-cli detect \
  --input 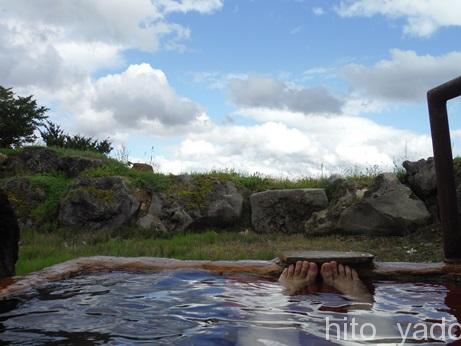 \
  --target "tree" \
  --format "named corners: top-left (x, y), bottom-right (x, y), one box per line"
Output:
top-left (0, 86), bottom-right (48, 148)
